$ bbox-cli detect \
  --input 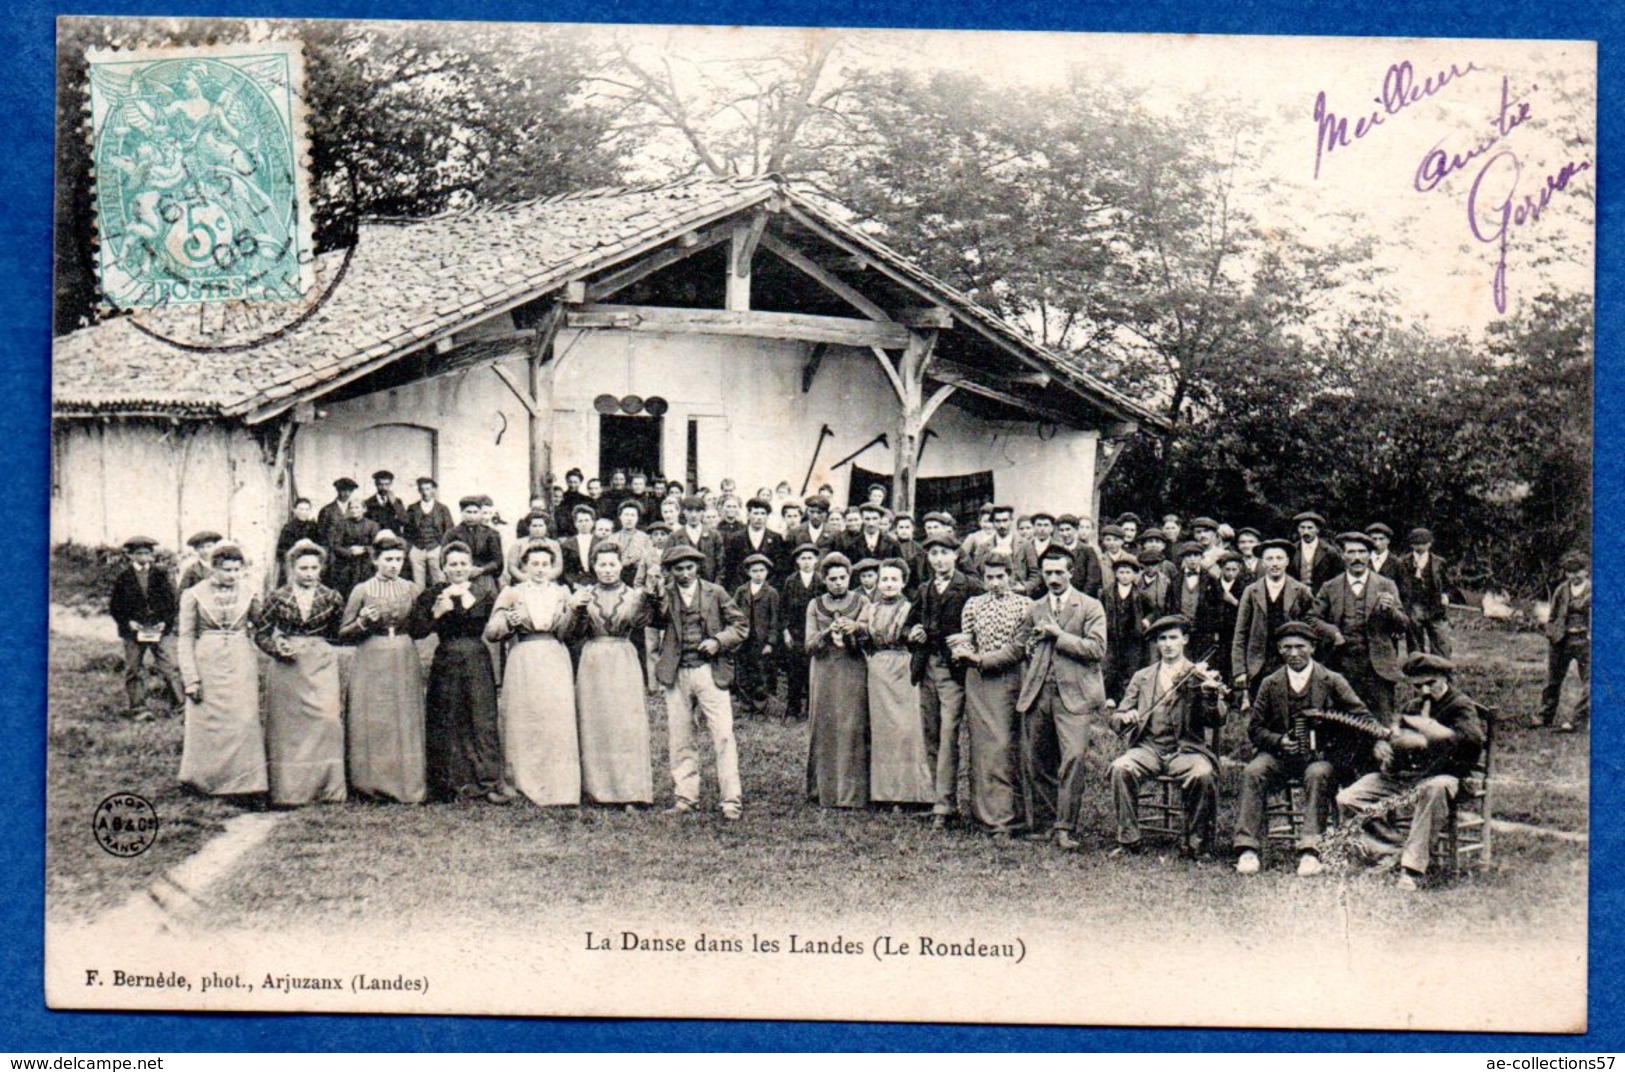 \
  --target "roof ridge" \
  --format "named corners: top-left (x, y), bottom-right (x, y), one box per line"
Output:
top-left (360, 173), bottom-right (784, 227)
